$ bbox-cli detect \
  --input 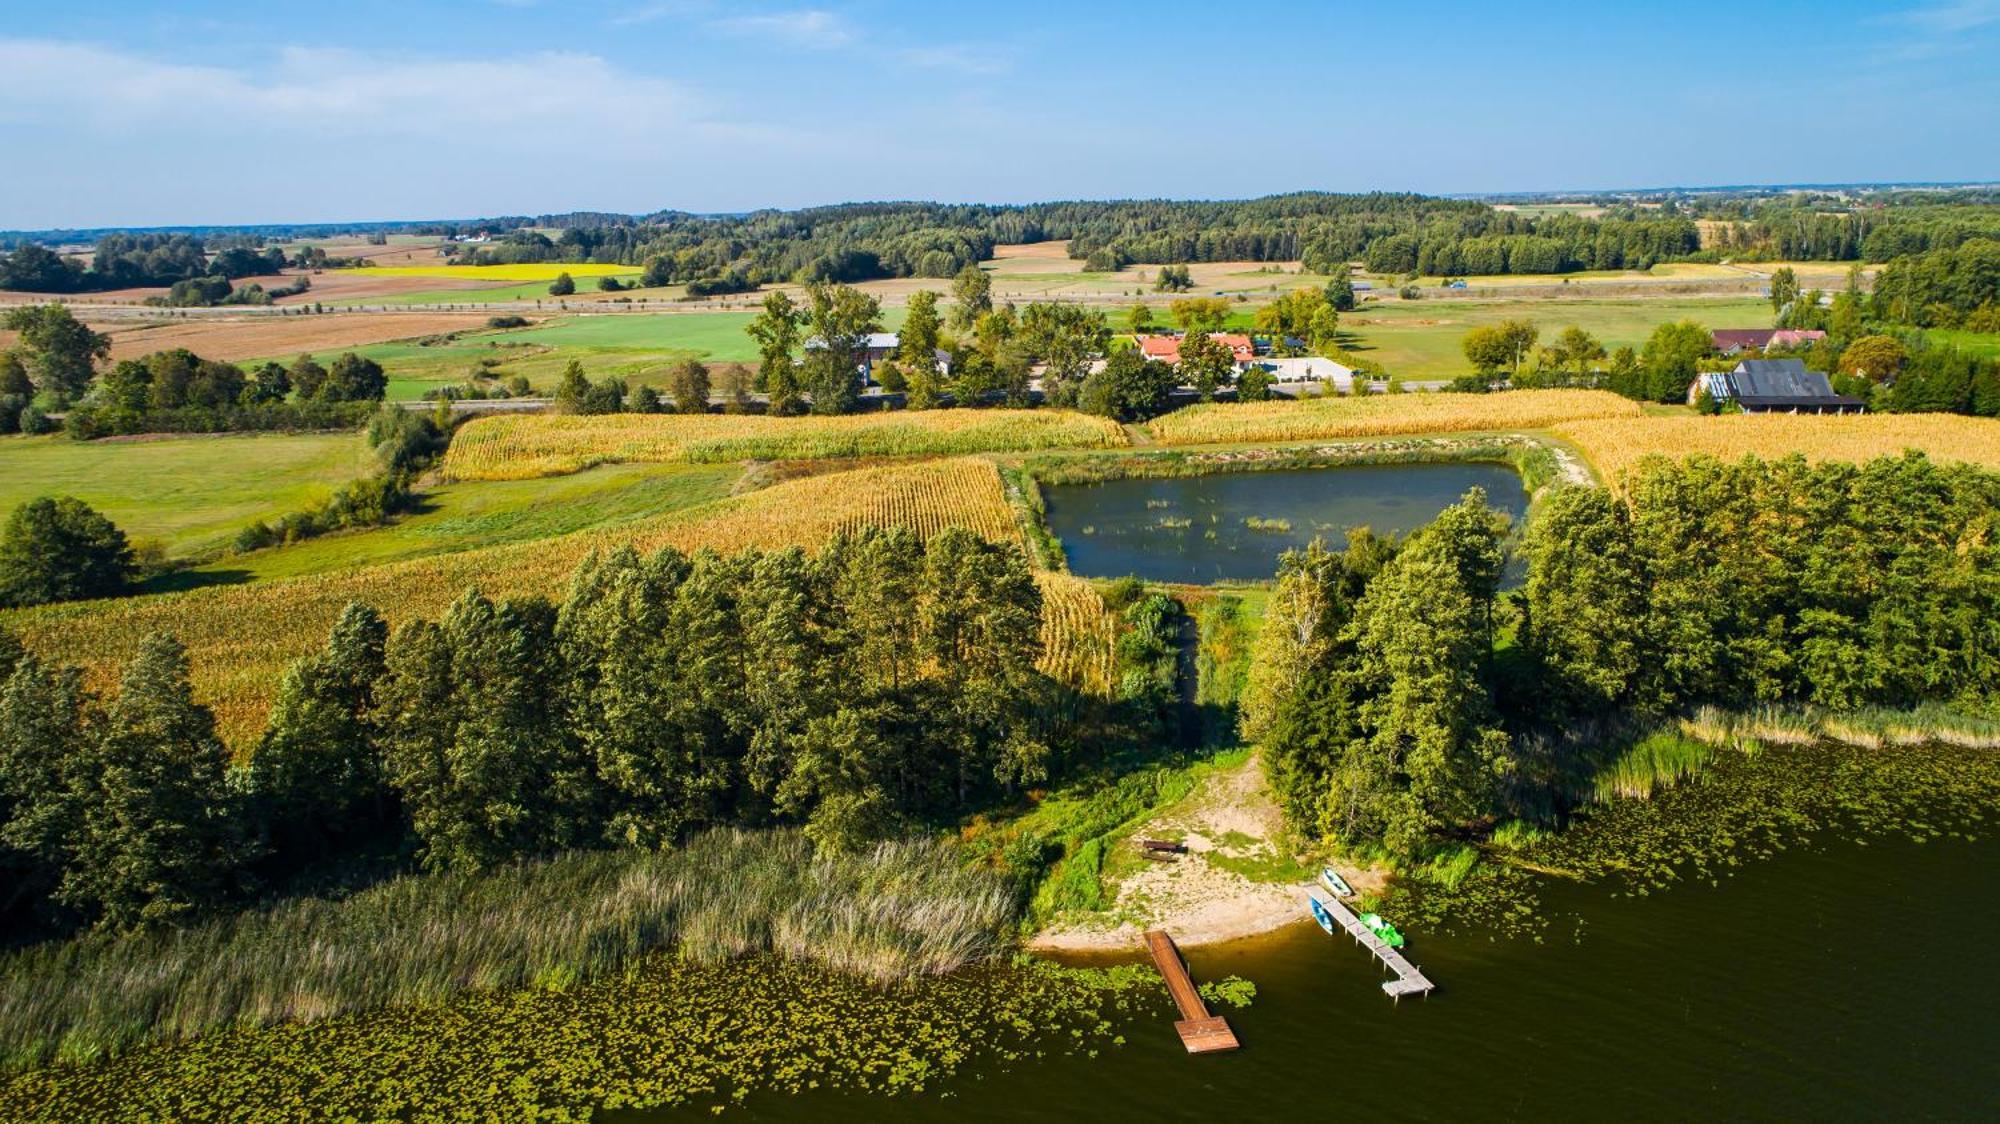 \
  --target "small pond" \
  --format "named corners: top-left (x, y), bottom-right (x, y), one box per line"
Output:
top-left (1042, 463), bottom-right (1529, 584)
